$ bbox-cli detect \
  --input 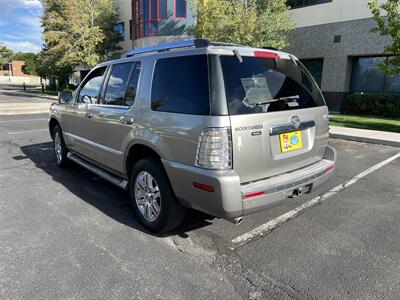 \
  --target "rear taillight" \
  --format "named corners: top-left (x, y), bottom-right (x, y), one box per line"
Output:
top-left (196, 128), bottom-right (232, 170)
